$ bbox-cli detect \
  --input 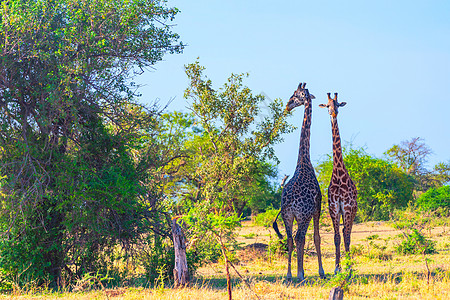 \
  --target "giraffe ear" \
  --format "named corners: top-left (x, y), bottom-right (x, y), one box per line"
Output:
top-left (318, 104), bottom-right (327, 108)
top-left (310, 94), bottom-right (316, 99)
top-left (339, 102), bottom-right (347, 107)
